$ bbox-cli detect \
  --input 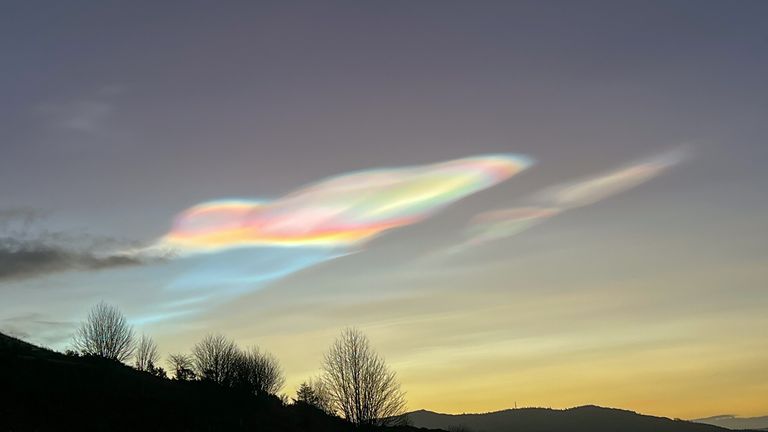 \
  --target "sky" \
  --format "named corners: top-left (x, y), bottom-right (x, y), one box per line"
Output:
top-left (1, 0), bottom-right (767, 420)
